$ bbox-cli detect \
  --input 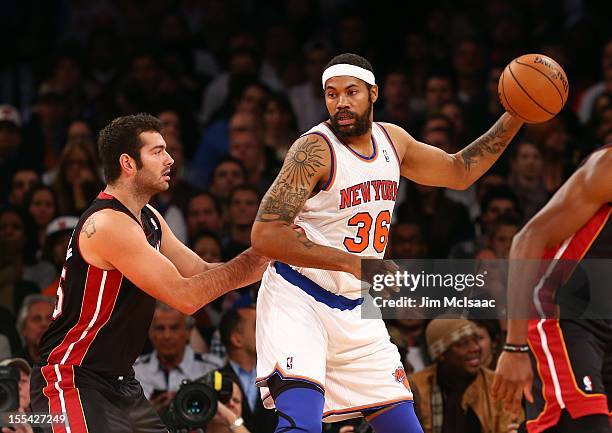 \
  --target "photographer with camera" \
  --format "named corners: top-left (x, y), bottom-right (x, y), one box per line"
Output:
top-left (134, 302), bottom-right (224, 413)
top-left (206, 380), bottom-right (250, 433)
top-left (0, 357), bottom-right (33, 433)
top-left (218, 306), bottom-right (276, 433)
